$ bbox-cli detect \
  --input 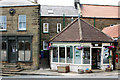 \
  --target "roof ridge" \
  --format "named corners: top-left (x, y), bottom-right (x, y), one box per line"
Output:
top-left (78, 18), bottom-right (82, 40)
top-left (81, 19), bottom-right (113, 40)
top-left (49, 18), bottom-right (78, 42)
